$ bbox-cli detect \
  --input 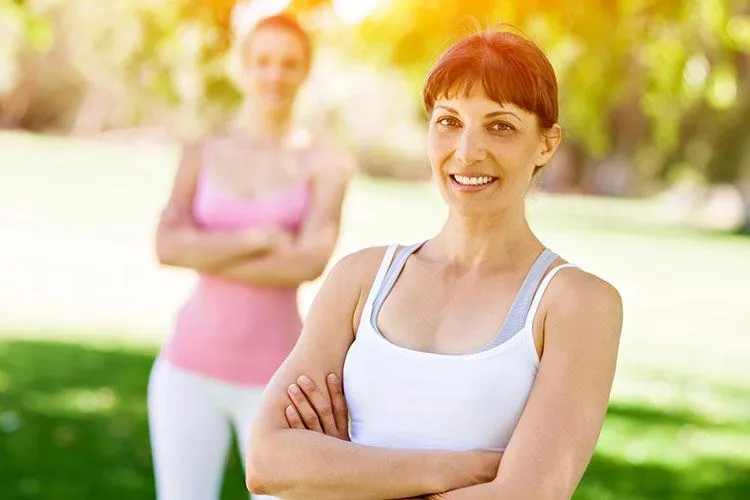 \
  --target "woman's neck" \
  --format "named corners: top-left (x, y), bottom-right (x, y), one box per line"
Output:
top-left (430, 203), bottom-right (543, 271)
top-left (239, 104), bottom-right (294, 146)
